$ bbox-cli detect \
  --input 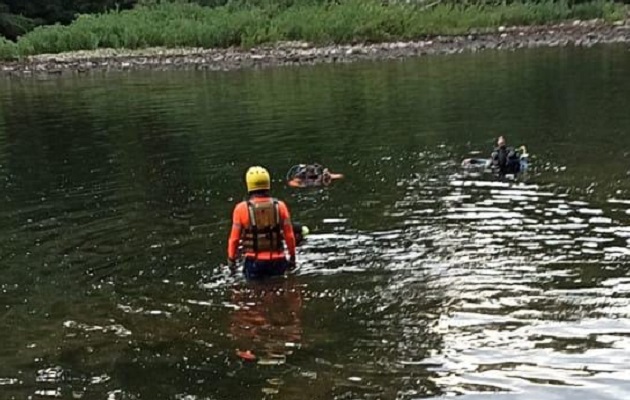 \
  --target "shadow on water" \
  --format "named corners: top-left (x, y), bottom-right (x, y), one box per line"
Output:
top-left (1, 45), bottom-right (630, 399)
